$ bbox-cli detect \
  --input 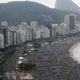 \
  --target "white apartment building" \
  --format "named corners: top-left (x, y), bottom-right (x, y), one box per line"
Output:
top-left (32, 28), bottom-right (41, 39)
top-left (31, 21), bottom-right (38, 27)
top-left (1, 21), bottom-right (8, 27)
top-left (75, 23), bottom-right (80, 32)
top-left (0, 21), bottom-right (51, 47)
top-left (64, 13), bottom-right (76, 33)
top-left (52, 24), bottom-right (59, 37)
top-left (0, 33), bottom-right (4, 48)
top-left (0, 25), bottom-right (8, 48)
top-left (7, 22), bottom-right (33, 46)
top-left (31, 21), bottom-right (50, 39)
top-left (8, 26), bottom-right (17, 46)
top-left (16, 22), bottom-right (33, 42)
top-left (36, 30), bottom-right (41, 39)
top-left (56, 23), bottom-right (70, 35)
top-left (39, 25), bottom-right (50, 38)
